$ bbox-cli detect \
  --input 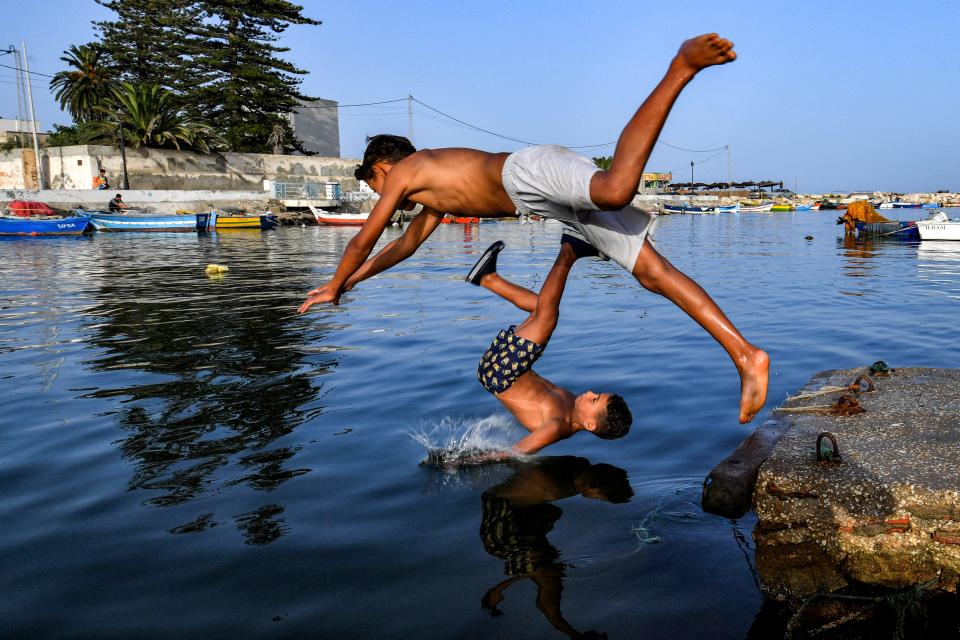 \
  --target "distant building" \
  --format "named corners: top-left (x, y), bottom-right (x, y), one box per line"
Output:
top-left (0, 118), bottom-right (46, 145)
top-left (288, 99), bottom-right (340, 157)
top-left (640, 172), bottom-right (672, 193)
